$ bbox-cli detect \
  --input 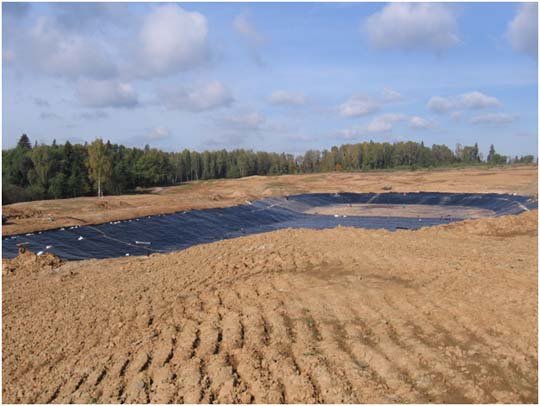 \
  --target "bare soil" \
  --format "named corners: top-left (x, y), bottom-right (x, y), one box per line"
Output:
top-left (2, 166), bottom-right (537, 236)
top-left (3, 211), bottom-right (538, 403)
top-left (2, 166), bottom-right (538, 403)
top-left (305, 203), bottom-right (494, 219)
